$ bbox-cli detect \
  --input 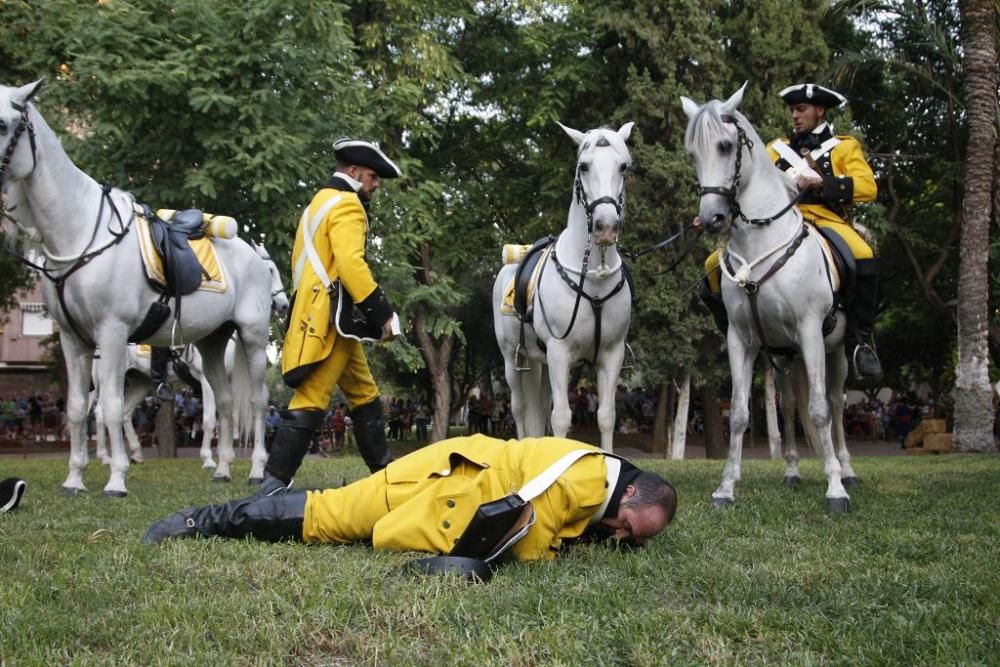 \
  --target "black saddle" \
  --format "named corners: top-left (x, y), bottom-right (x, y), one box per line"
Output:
top-left (815, 225), bottom-right (856, 306)
top-left (144, 207), bottom-right (209, 297)
top-left (513, 235), bottom-right (556, 321)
